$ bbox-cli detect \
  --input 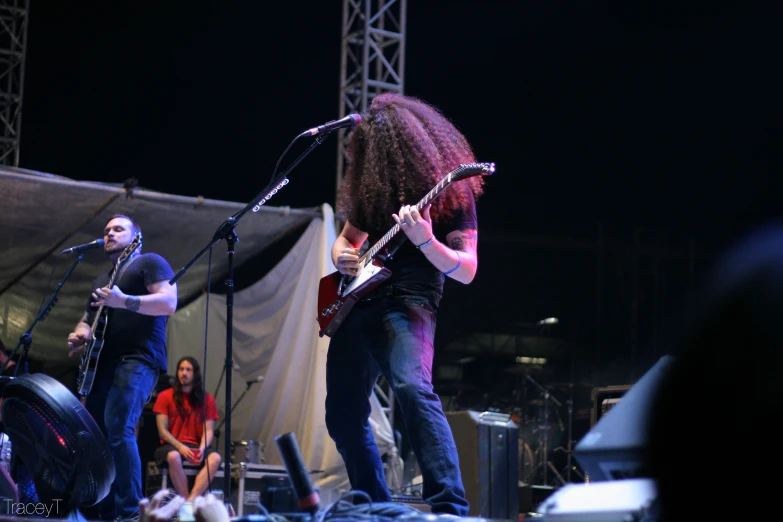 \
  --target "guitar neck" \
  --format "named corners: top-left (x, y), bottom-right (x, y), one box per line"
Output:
top-left (89, 264), bottom-right (122, 332)
top-left (89, 303), bottom-right (106, 332)
top-left (360, 174), bottom-right (454, 266)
